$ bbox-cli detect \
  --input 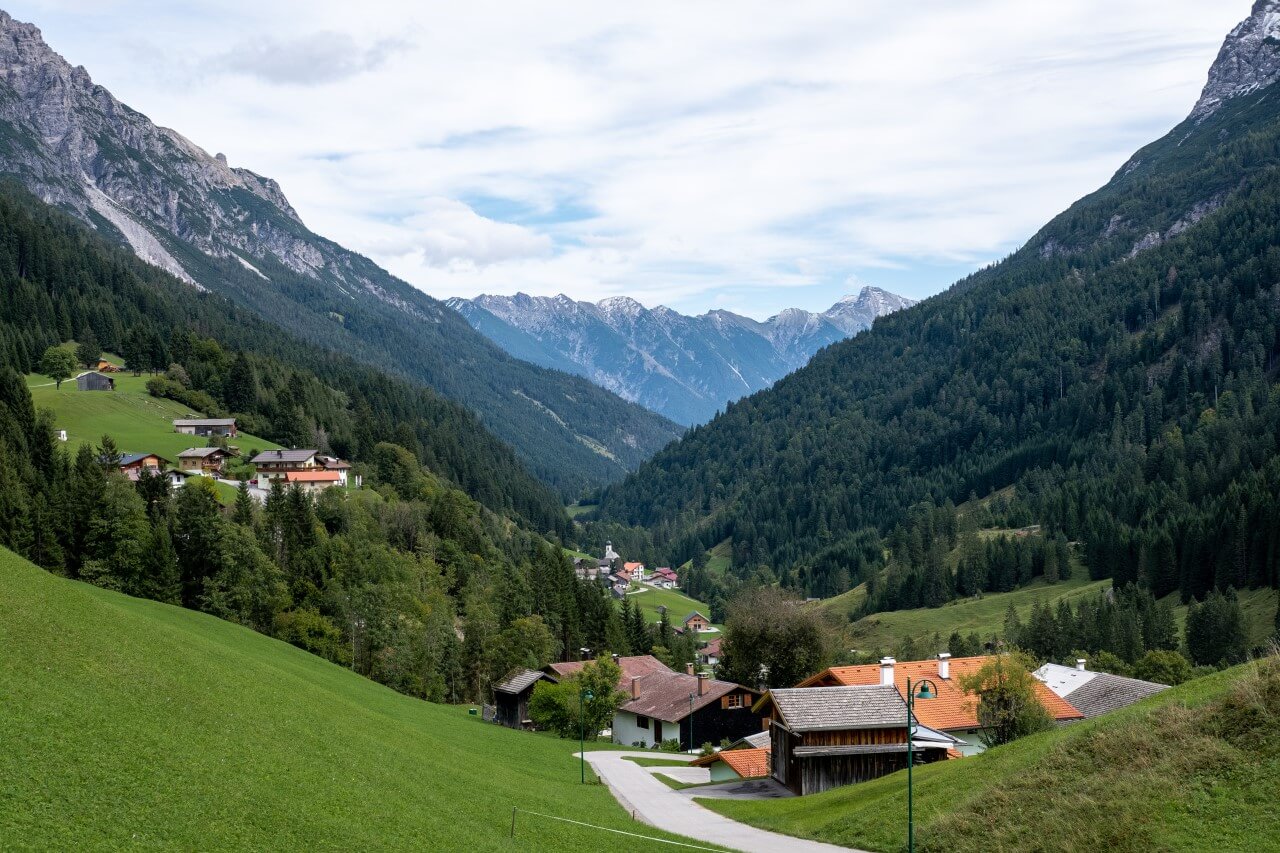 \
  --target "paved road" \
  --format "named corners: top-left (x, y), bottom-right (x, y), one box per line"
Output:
top-left (581, 751), bottom-right (861, 853)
